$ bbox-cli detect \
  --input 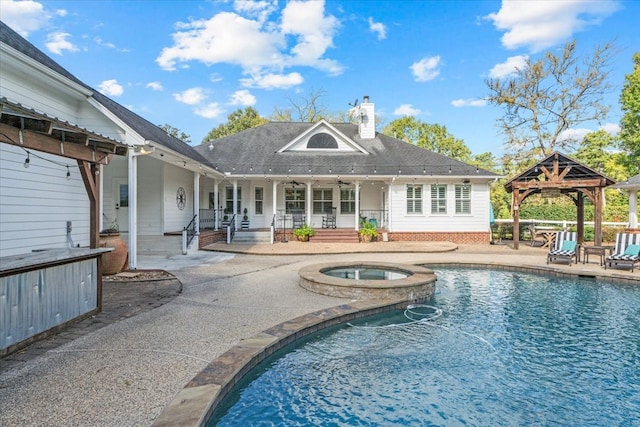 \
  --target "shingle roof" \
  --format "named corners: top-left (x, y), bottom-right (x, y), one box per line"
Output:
top-left (612, 173), bottom-right (640, 189)
top-left (1, 21), bottom-right (210, 166)
top-left (194, 122), bottom-right (498, 178)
